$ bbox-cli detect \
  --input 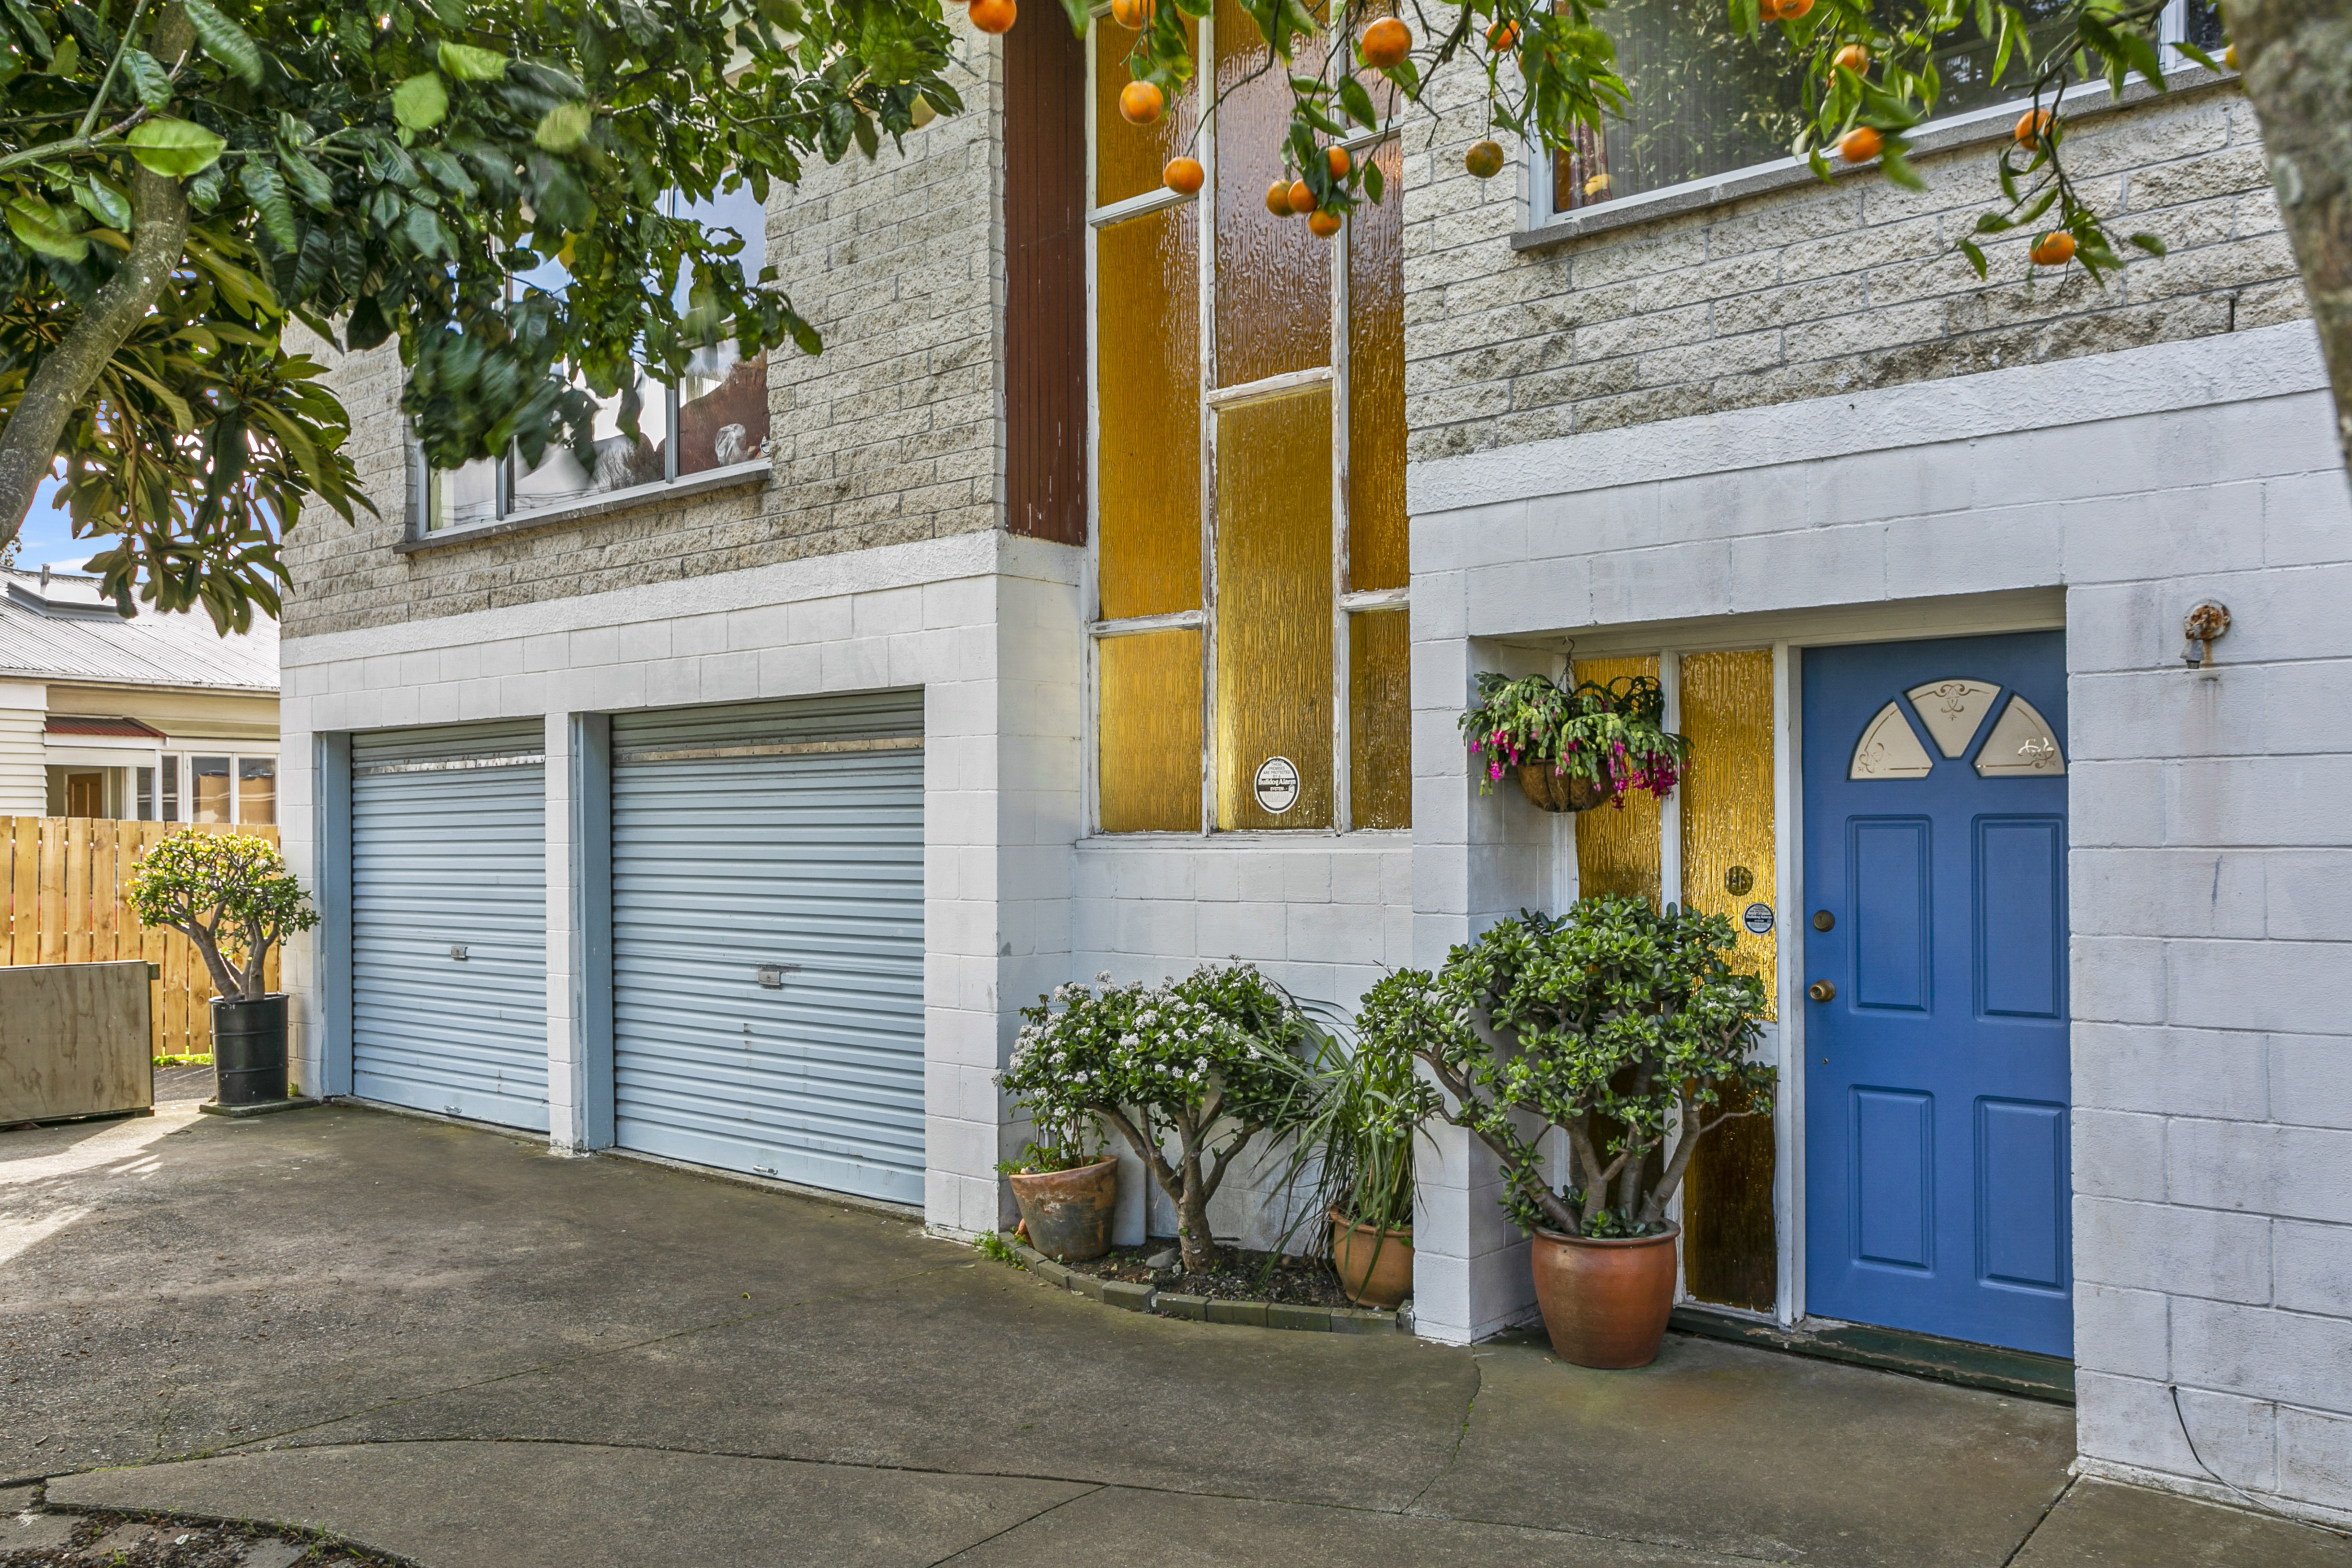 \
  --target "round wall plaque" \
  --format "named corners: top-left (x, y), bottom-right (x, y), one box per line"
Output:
top-left (1742, 902), bottom-right (1774, 935)
top-left (1724, 864), bottom-right (1755, 896)
top-left (1252, 756), bottom-right (1301, 815)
